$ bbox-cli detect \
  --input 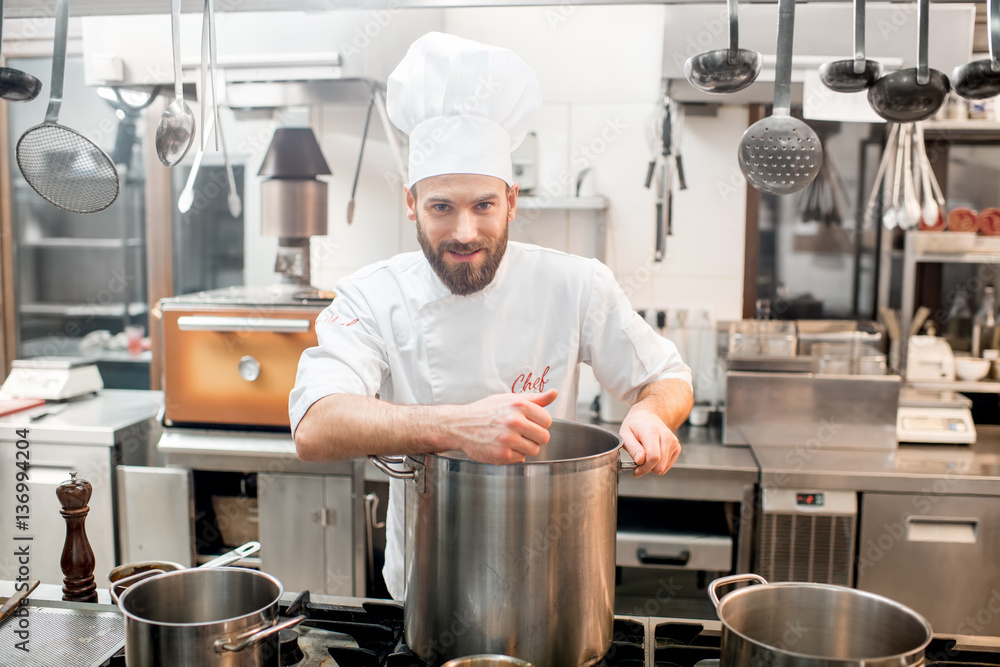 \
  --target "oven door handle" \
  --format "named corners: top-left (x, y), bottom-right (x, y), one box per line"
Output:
top-left (176, 316), bottom-right (312, 333)
top-left (636, 547), bottom-right (691, 567)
